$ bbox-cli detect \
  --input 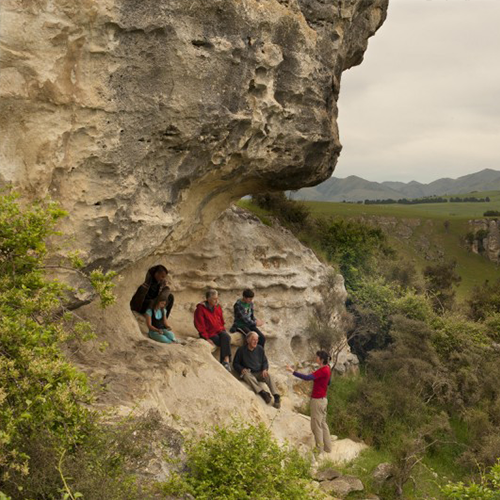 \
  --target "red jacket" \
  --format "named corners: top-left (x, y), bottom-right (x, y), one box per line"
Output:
top-left (194, 302), bottom-right (226, 339)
